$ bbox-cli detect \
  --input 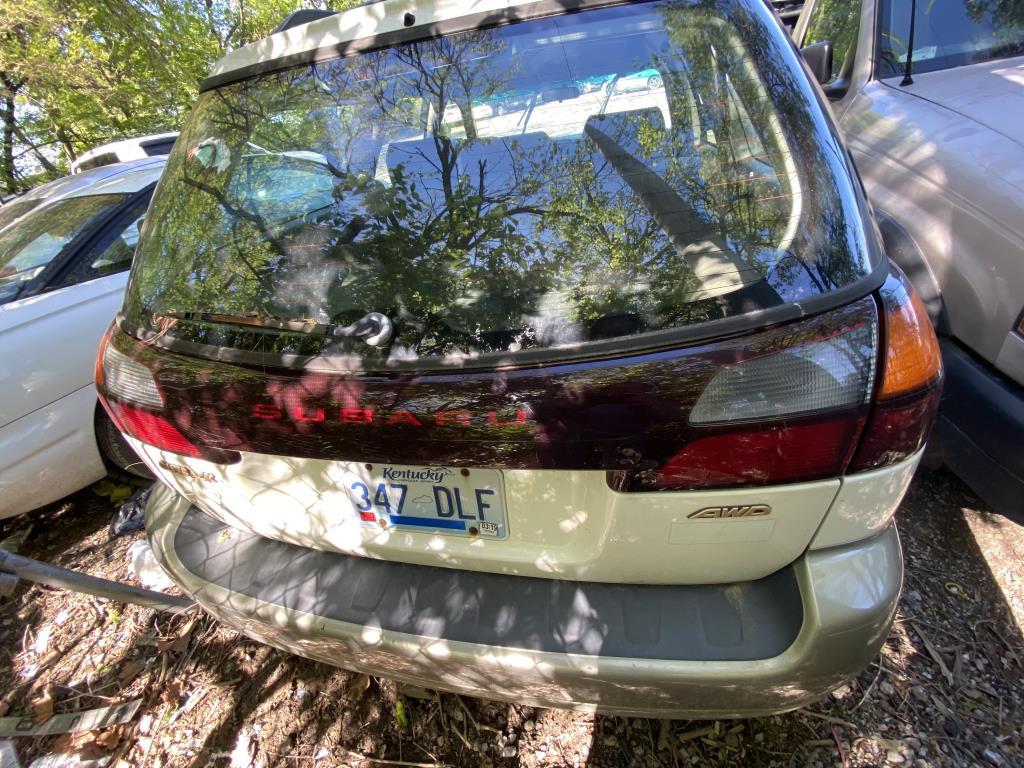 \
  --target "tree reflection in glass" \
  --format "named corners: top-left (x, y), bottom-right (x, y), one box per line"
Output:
top-left (125, 0), bottom-right (872, 367)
